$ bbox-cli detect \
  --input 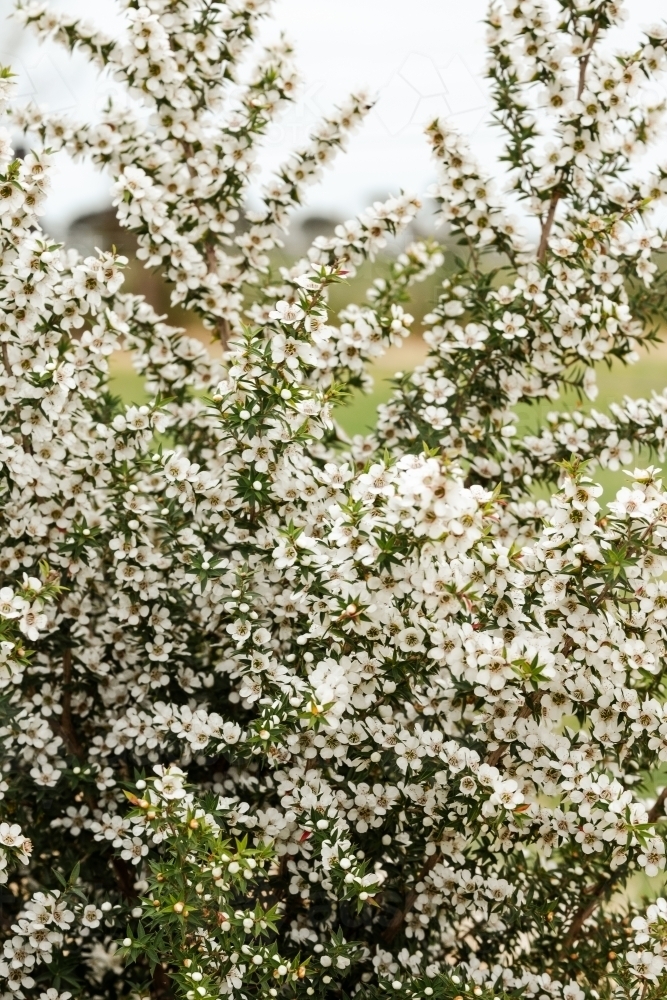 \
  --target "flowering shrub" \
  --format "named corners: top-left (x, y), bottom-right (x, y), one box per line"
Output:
top-left (3, 0), bottom-right (667, 999)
